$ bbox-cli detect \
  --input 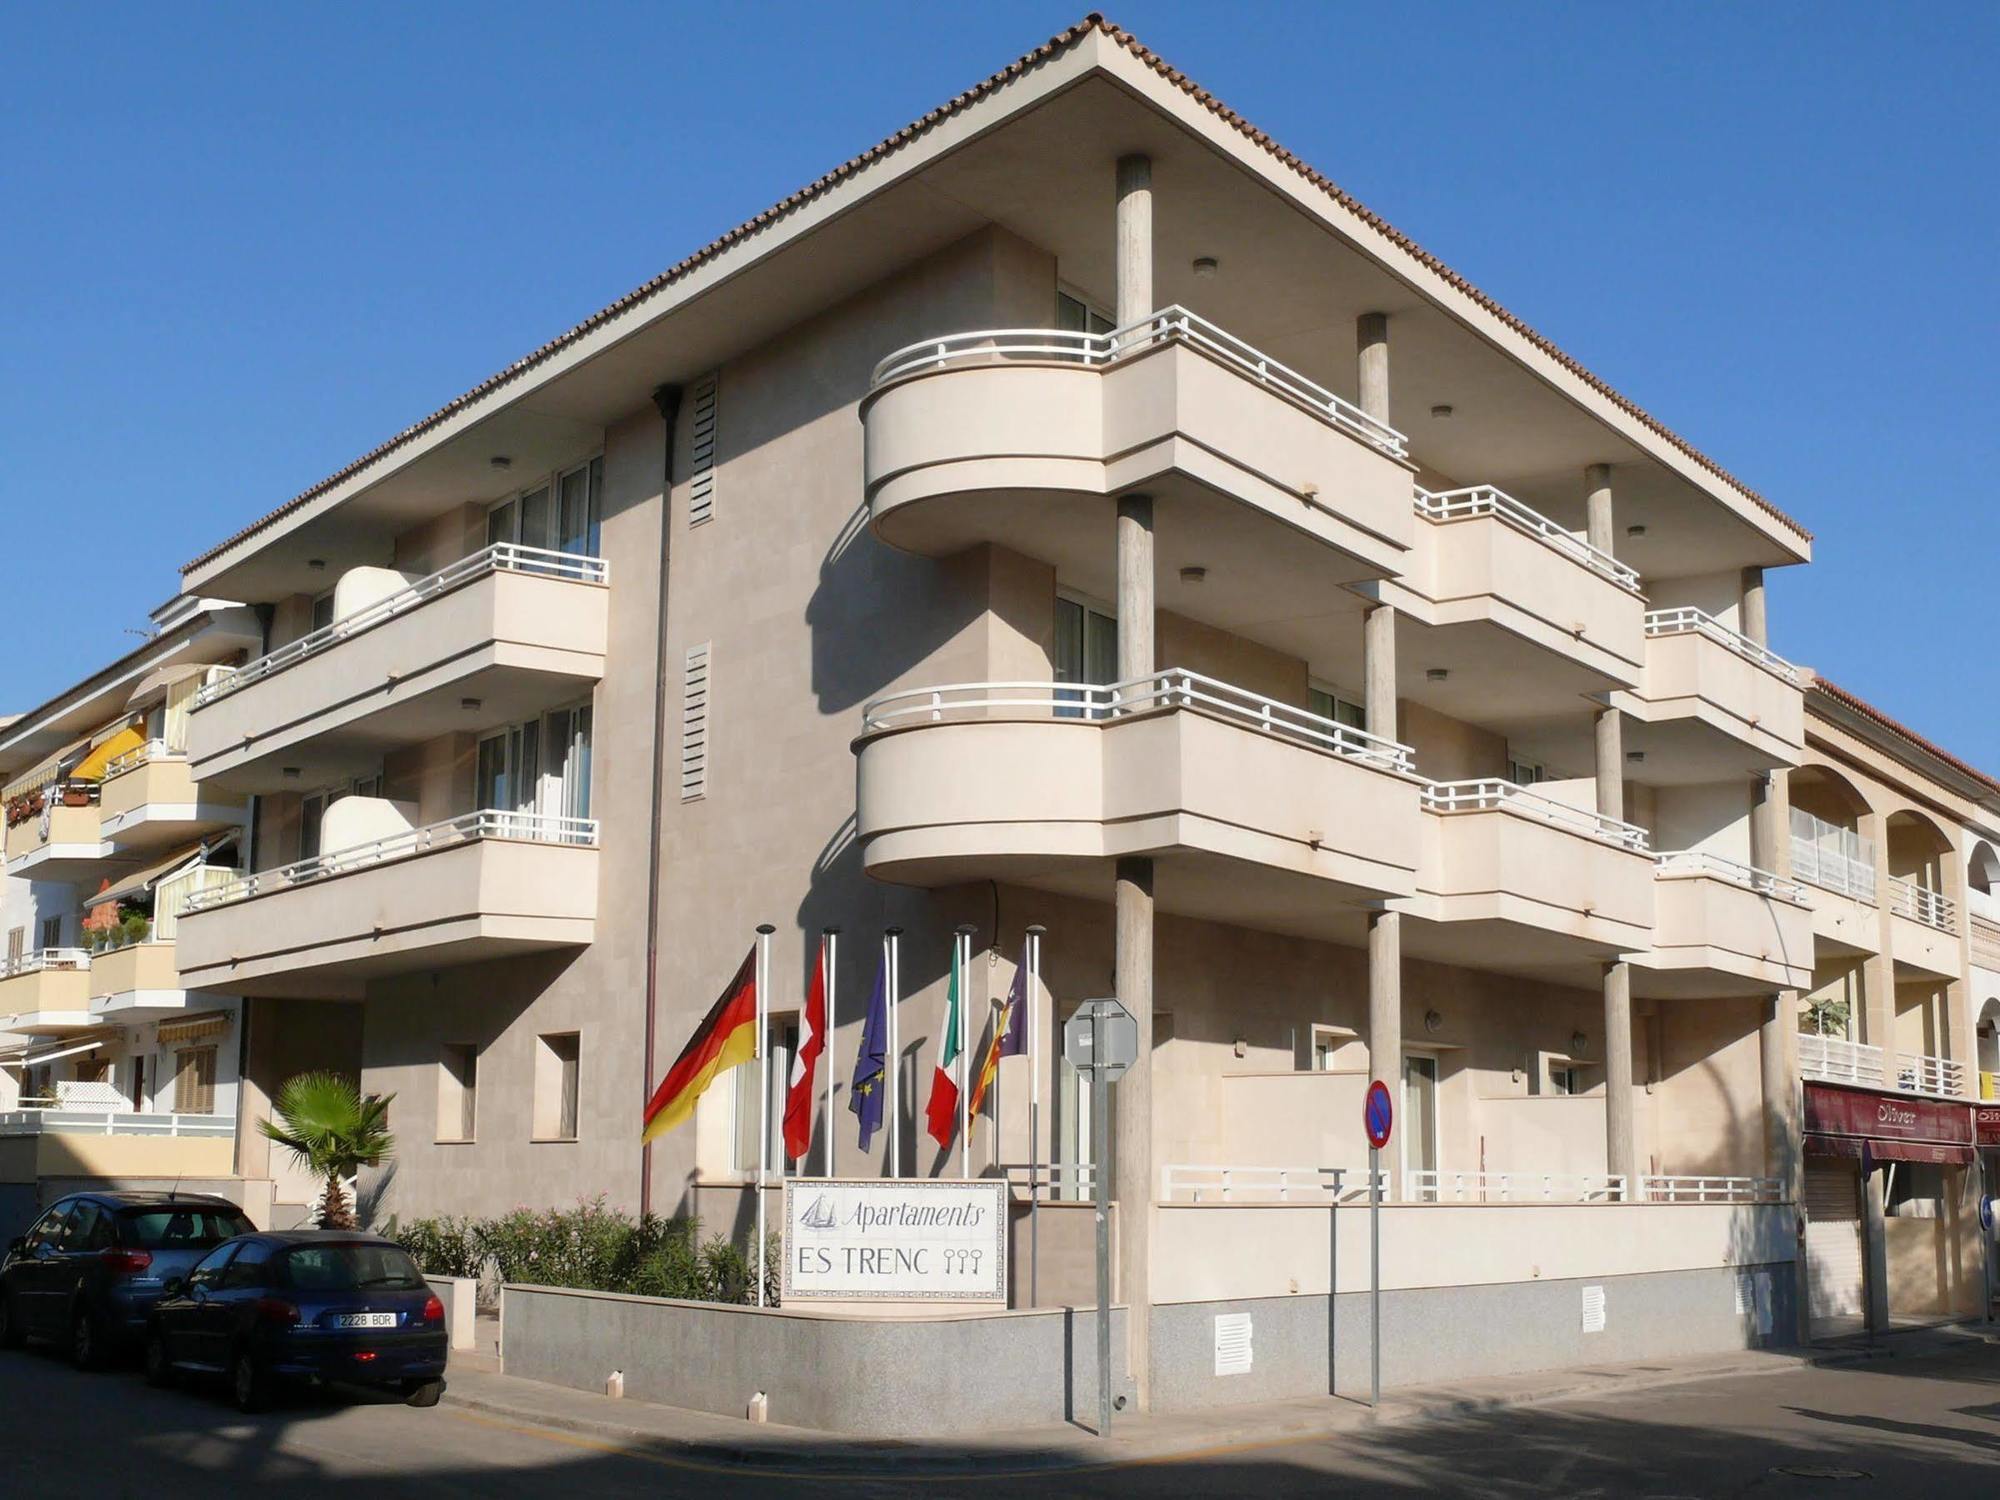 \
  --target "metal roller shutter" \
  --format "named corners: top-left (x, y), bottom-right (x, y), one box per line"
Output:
top-left (1804, 1159), bottom-right (1865, 1331)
